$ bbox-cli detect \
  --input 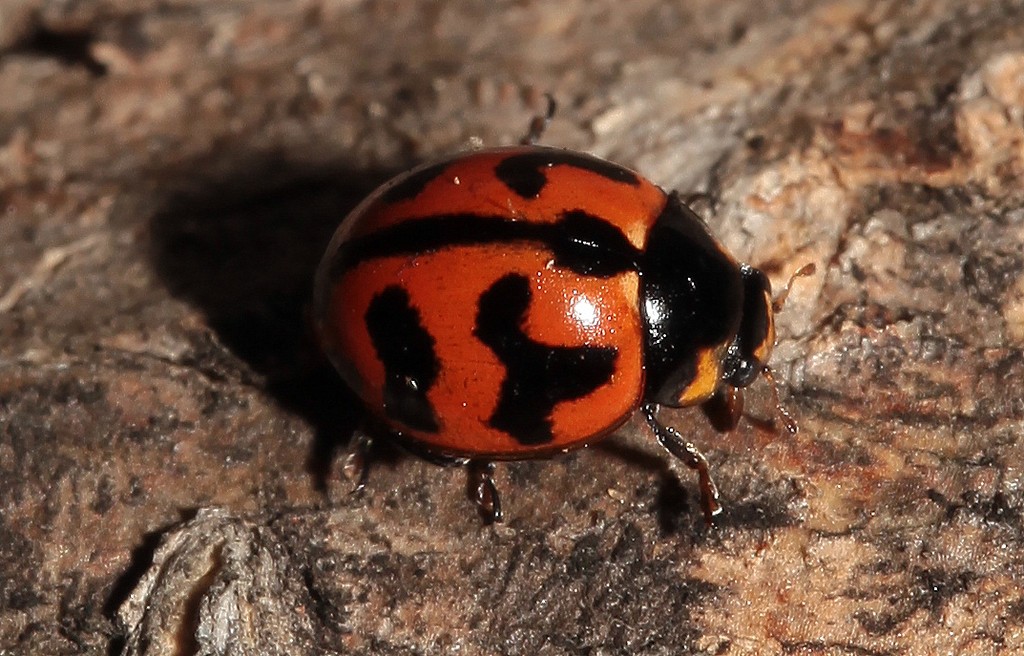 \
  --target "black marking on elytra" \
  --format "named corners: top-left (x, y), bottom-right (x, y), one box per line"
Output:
top-left (365, 286), bottom-right (441, 432)
top-left (474, 274), bottom-right (618, 445)
top-left (330, 212), bottom-right (640, 279)
top-left (554, 210), bottom-right (639, 276)
top-left (380, 161), bottom-right (450, 203)
top-left (495, 150), bottom-right (642, 199)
